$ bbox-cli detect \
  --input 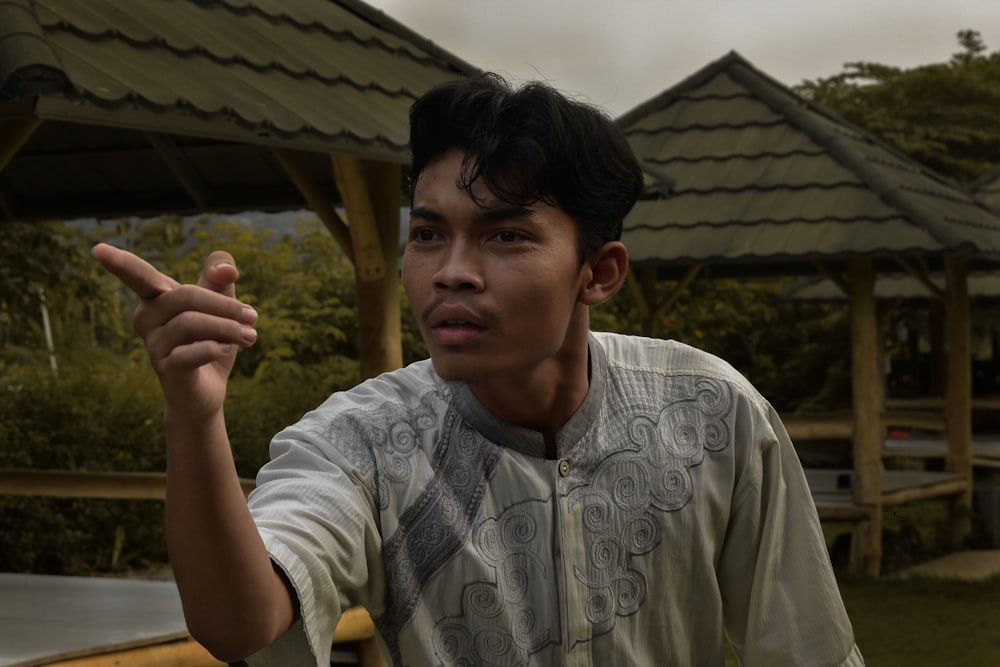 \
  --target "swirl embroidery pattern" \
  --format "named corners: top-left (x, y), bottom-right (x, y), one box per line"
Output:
top-left (431, 375), bottom-right (735, 664)
top-left (434, 501), bottom-right (555, 665)
top-left (378, 405), bottom-right (503, 660)
top-left (568, 376), bottom-right (733, 634)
